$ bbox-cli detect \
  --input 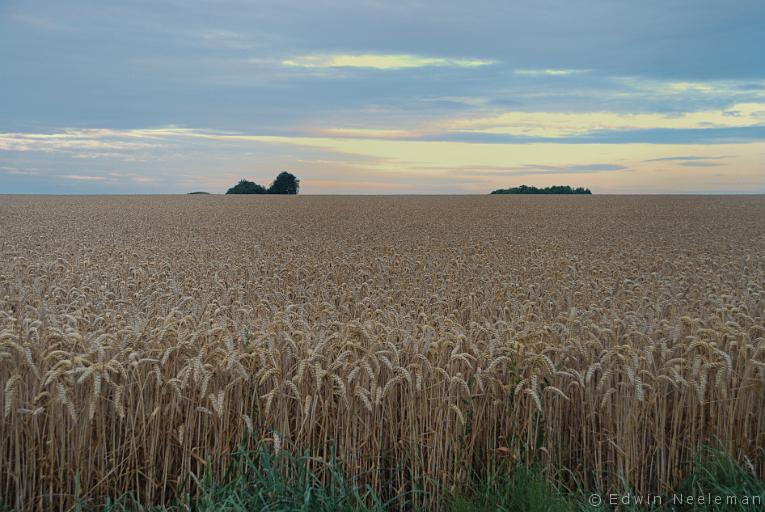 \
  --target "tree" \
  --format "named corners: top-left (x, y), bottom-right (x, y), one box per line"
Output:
top-left (226, 179), bottom-right (267, 194)
top-left (267, 172), bottom-right (300, 195)
top-left (224, 173), bottom-right (300, 195)
top-left (490, 185), bottom-right (591, 195)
